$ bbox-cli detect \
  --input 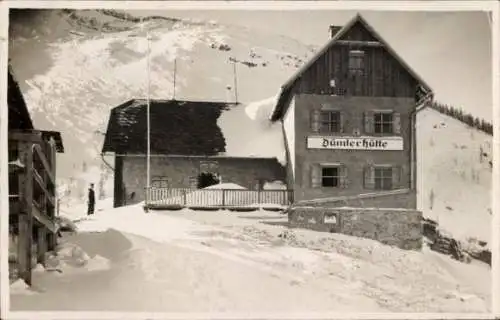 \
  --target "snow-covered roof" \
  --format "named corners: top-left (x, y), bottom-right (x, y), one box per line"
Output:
top-left (101, 97), bottom-right (286, 165)
top-left (217, 96), bottom-right (286, 165)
